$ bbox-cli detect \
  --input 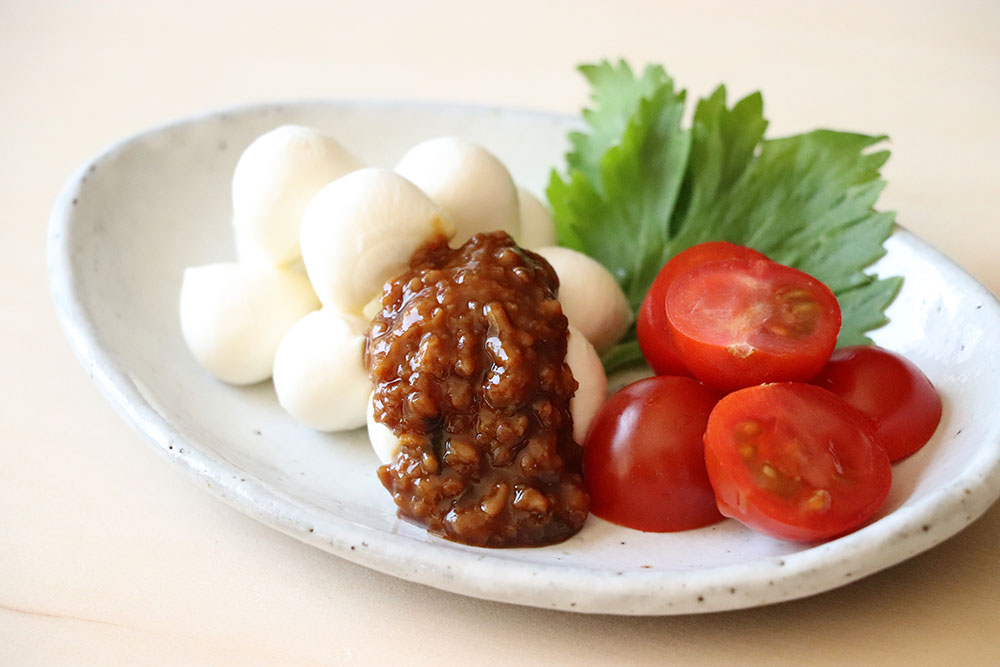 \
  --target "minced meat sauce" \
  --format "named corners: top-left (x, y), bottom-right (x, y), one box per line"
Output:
top-left (365, 231), bottom-right (589, 547)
